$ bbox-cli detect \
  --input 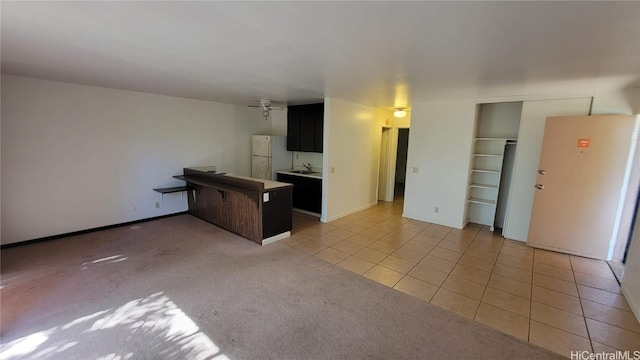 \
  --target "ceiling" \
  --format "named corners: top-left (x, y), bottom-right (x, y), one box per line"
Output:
top-left (2, 2), bottom-right (639, 110)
